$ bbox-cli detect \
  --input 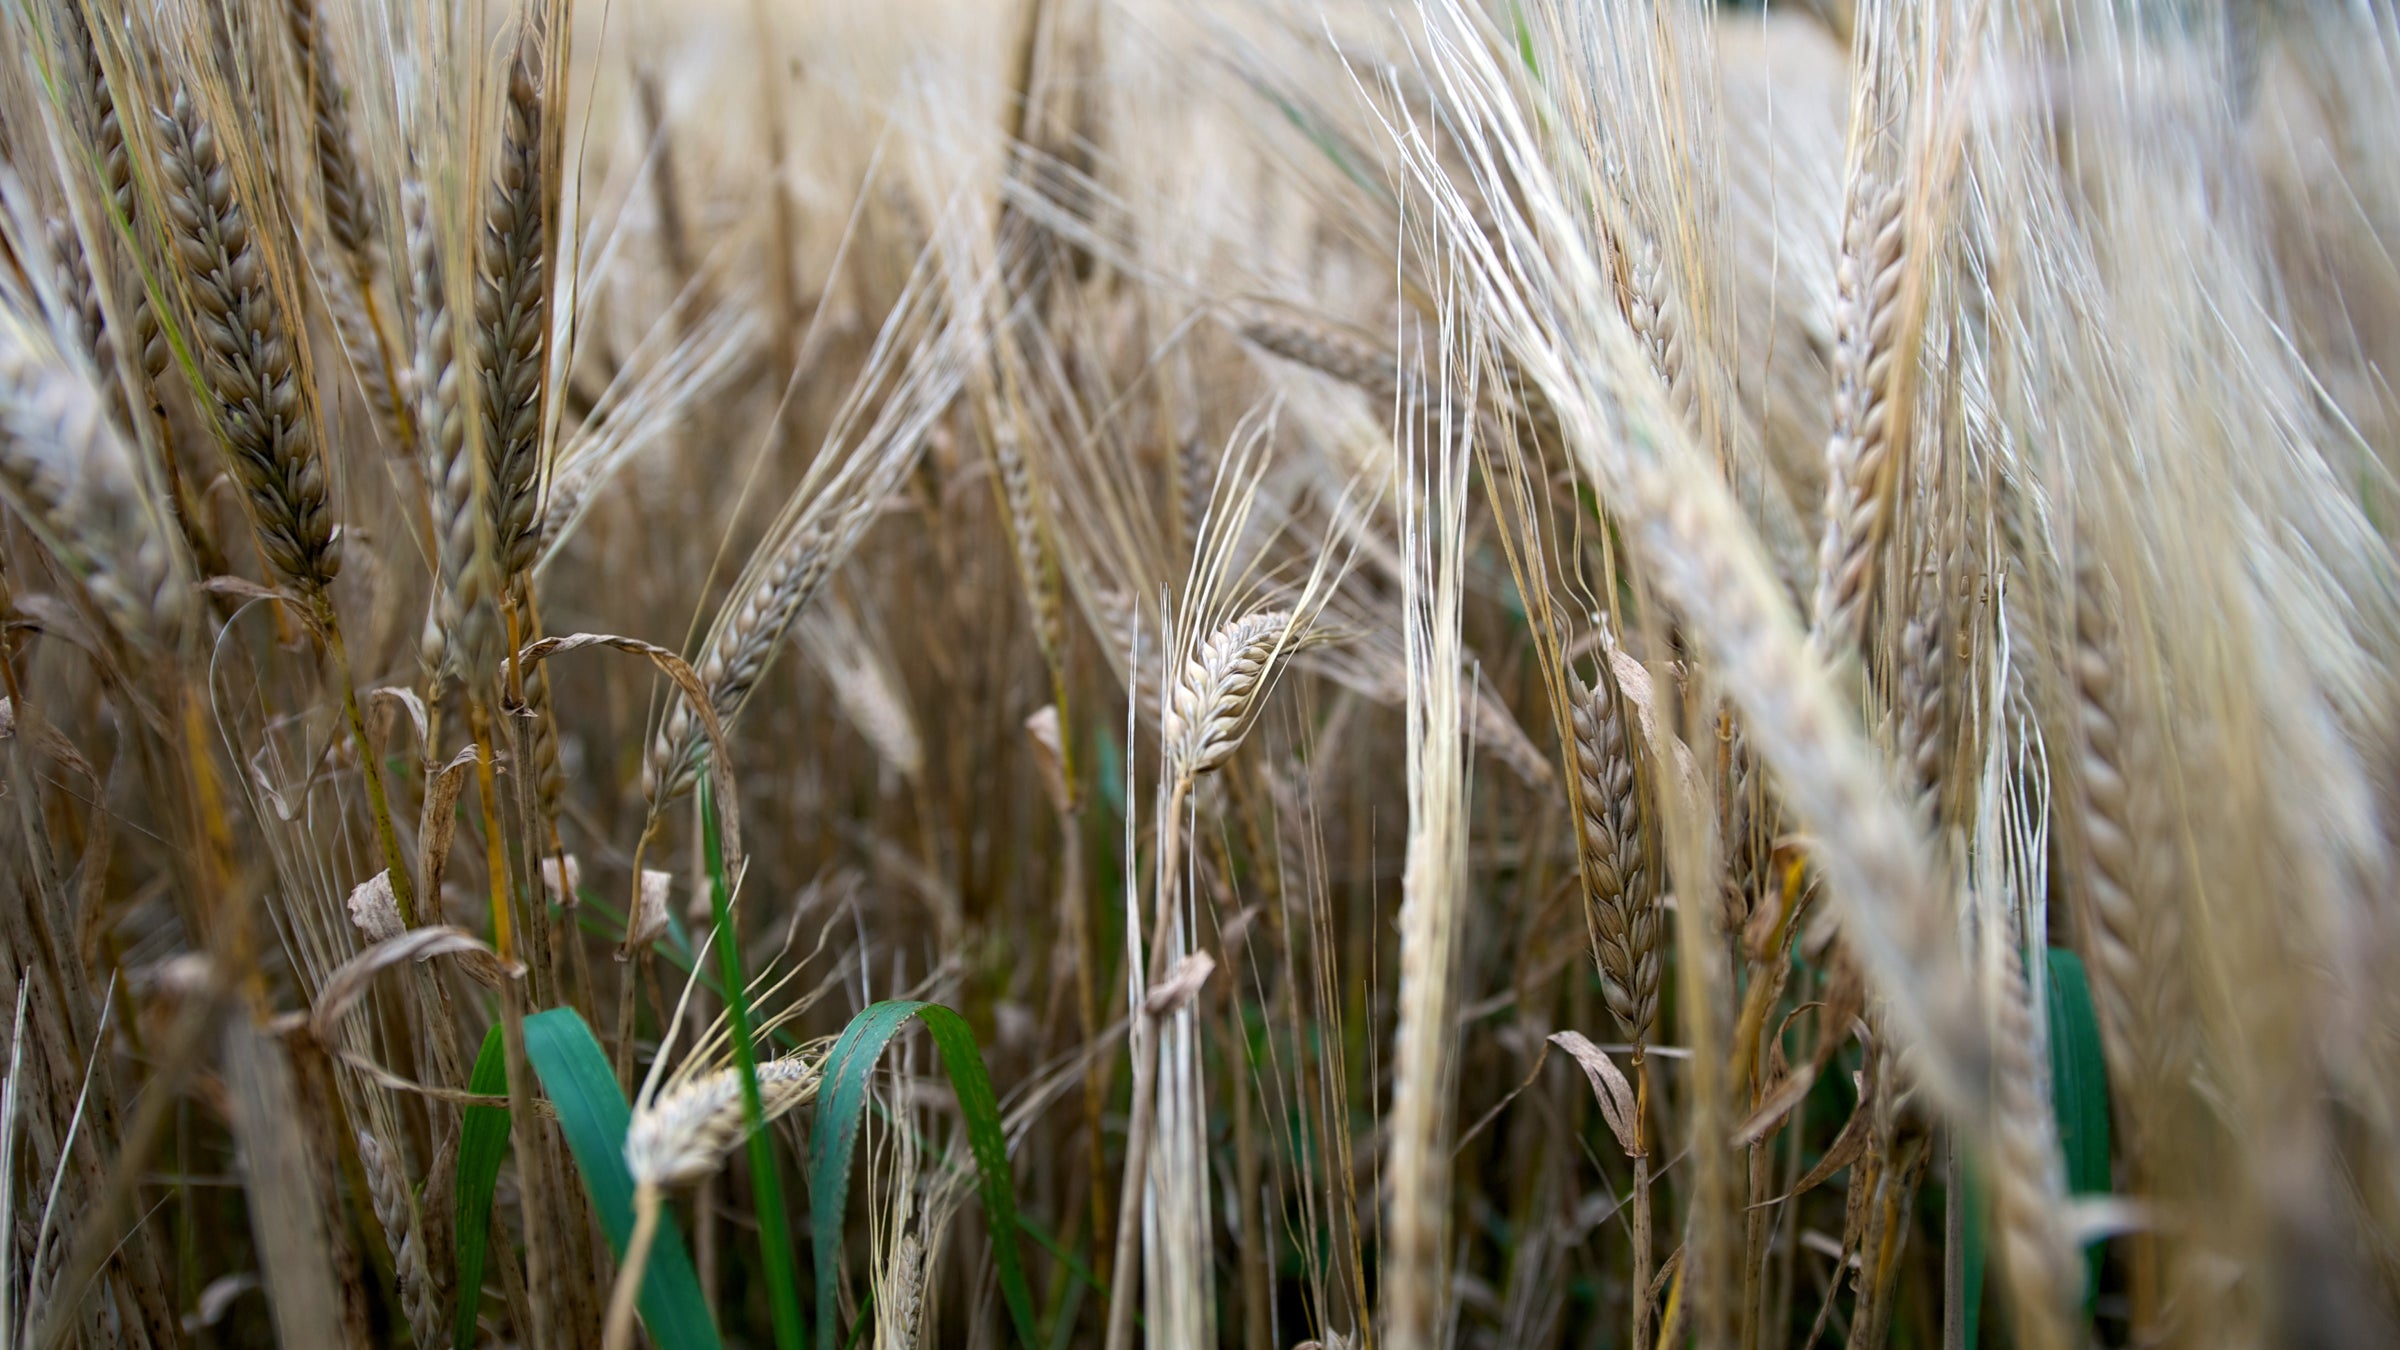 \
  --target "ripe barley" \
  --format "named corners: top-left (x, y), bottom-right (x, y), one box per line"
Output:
top-left (1894, 554), bottom-right (1946, 830)
top-left (1164, 610), bottom-right (1301, 780)
top-left (156, 86), bottom-right (340, 594)
top-left (1809, 175), bottom-right (1906, 658)
top-left (2067, 552), bottom-right (2188, 1101)
top-left (356, 1131), bottom-right (444, 1349)
top-left (1570, 667), bottom-right (1659, 1043)
top-left (645, 515), bottom-right (836, 806)
top-left (409, 181), bottom-right (501, 682)
top-left (477, 35), bottom-right (551, 585)
top-left (285, 0), bottom-right (410, 452)
top-left (624, 1056), bottom-right (821, 1189)
top-left (0, 316), bottom-right (179, 645)
top-left (282, 0), bottom-right (374, 263)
